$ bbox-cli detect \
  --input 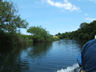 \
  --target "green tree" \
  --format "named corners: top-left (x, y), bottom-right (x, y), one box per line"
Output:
top-left (0, 0), bottom-right (28, 33)
top-left (0, 0), bottom-right (29, 48)
top-left (80, 22), bottom-right (88, 29)
top-left (27, 26), bottom-right (52, 42)
top-left (56, 20), bottom-right (96, 45)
